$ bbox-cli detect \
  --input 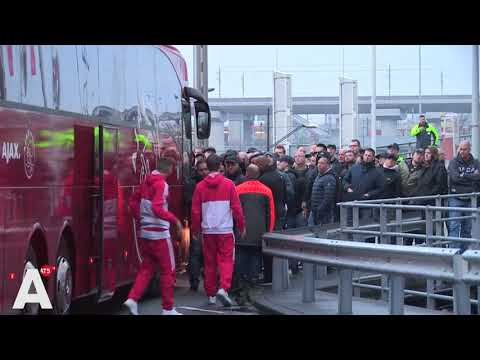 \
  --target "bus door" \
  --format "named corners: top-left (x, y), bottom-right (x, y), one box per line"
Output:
top-left (95, 125), bottom-right (120, 301)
